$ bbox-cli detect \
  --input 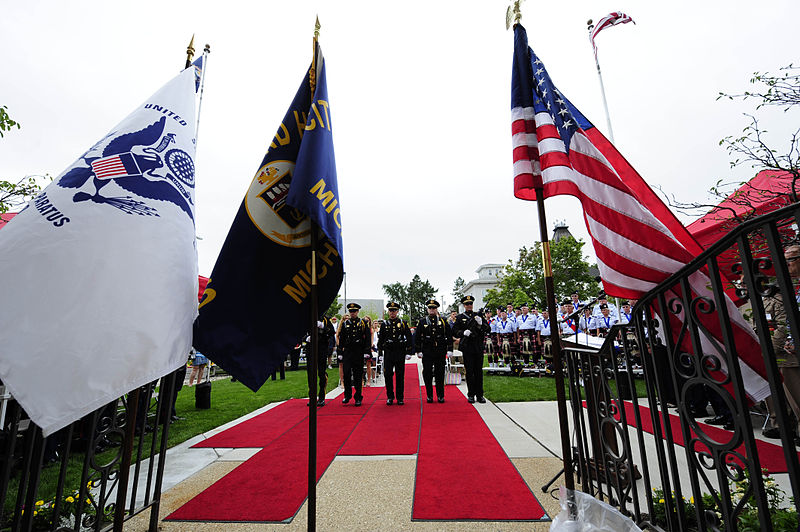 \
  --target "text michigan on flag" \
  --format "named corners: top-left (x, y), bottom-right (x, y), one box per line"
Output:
top-left (193, 43), bottom-right (343, 391)
top-left (0, 60), bottom-right (202, 436)
top-left (510, 24), bottom-right (769, 401)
